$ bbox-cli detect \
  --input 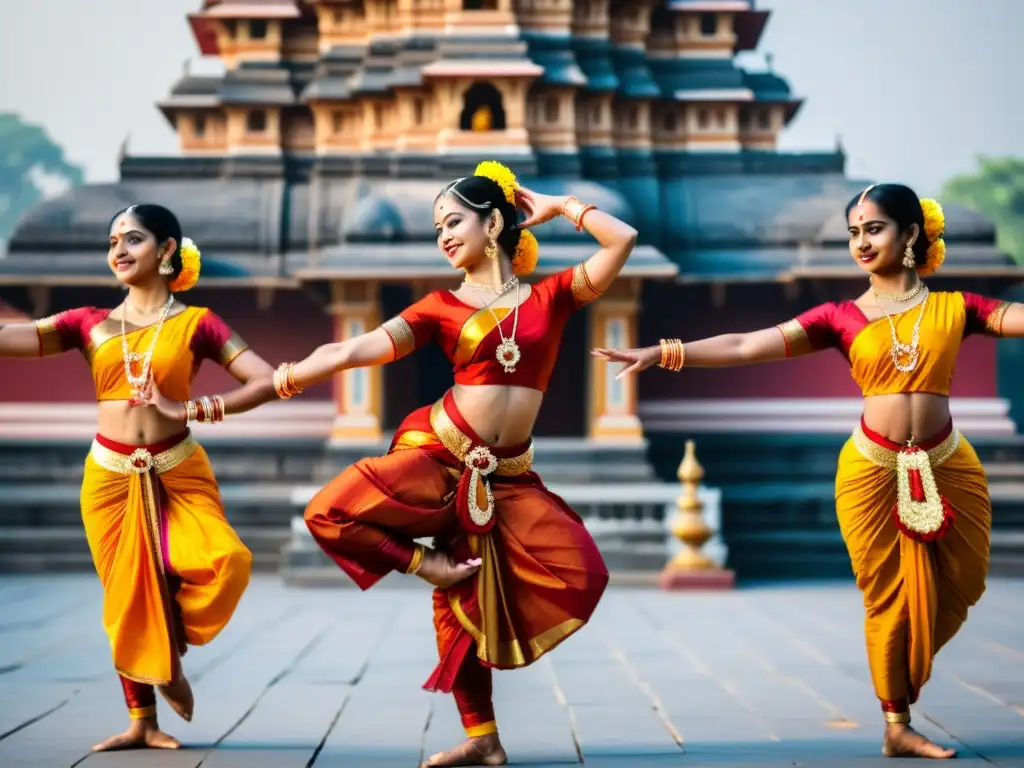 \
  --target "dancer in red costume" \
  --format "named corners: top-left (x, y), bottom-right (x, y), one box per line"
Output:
top-left (153, 160), bottom-right (634, 766)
